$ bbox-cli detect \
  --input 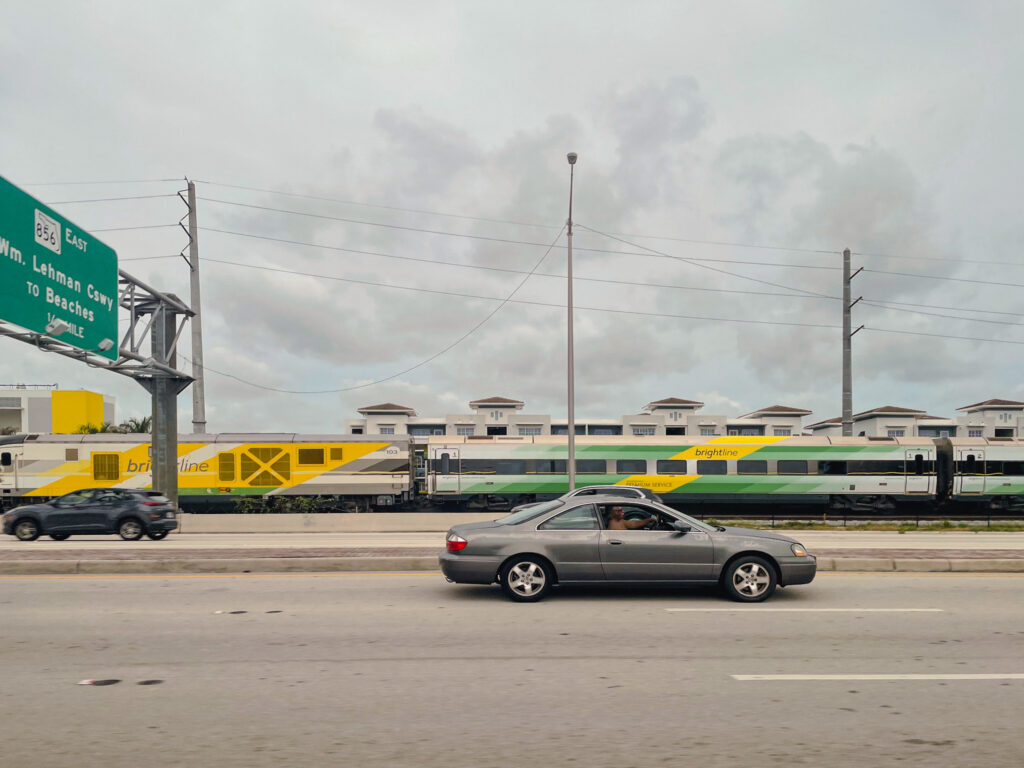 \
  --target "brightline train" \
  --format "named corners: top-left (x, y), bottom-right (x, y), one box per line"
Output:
top-left (1, 432), bottom-right (1021, 516)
